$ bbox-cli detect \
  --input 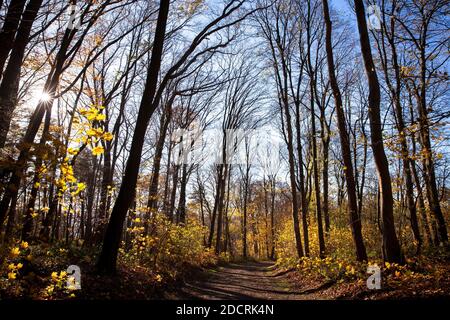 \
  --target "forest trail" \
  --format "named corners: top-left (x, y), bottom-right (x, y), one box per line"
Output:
top-left (166, 261), bottom-right (332, 300)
